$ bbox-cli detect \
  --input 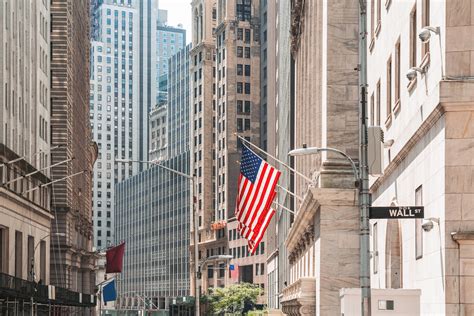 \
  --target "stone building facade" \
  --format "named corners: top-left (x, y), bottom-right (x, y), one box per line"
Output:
top-left (0, 0), bottom-right (52, 291)
top-left (280, 0), bottom-right (361, 315)
top-left (50, 0), bottom-right (98, 294)
top-left (367, 0), bottom-right (474, 314)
